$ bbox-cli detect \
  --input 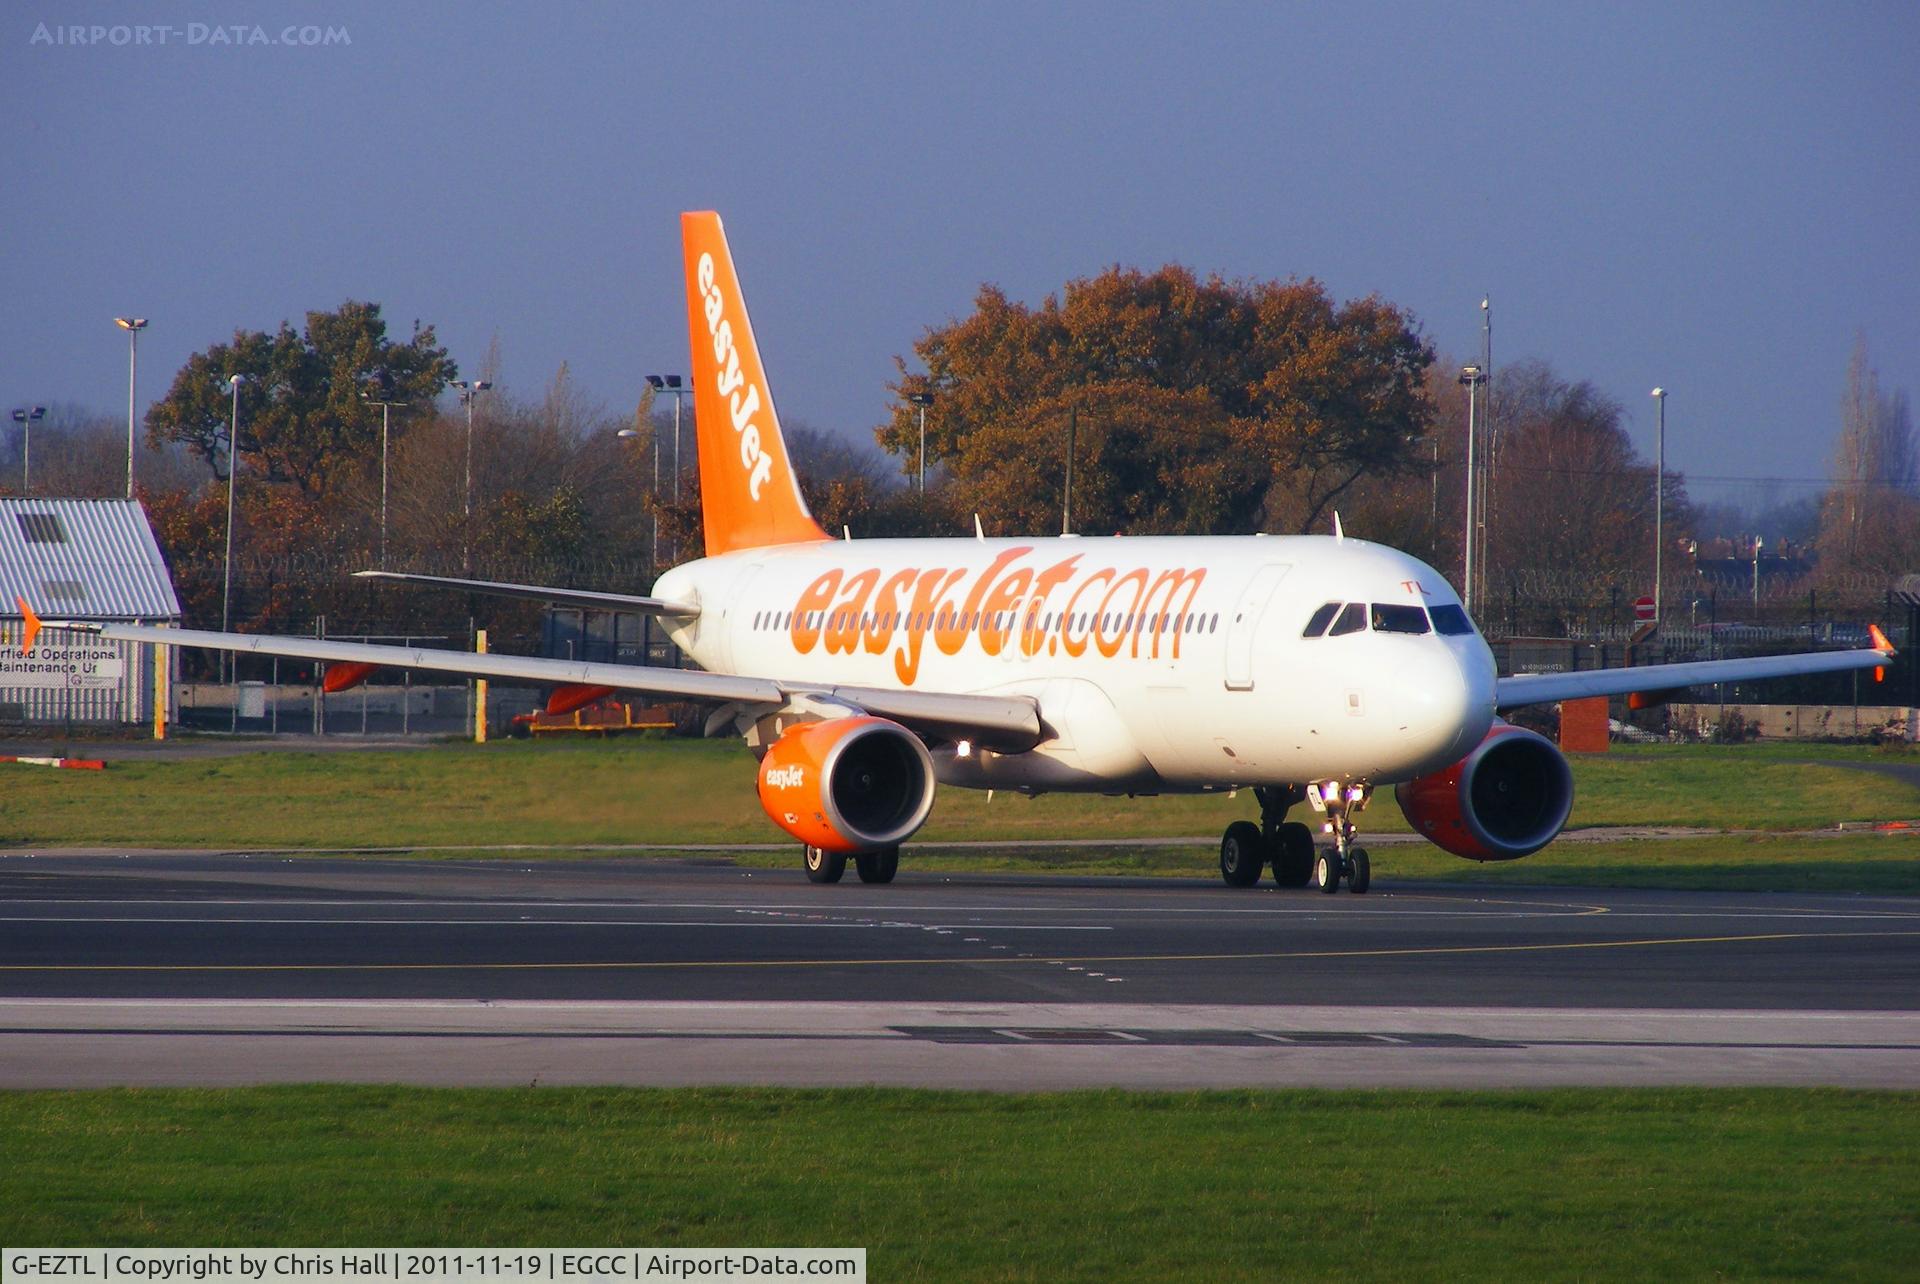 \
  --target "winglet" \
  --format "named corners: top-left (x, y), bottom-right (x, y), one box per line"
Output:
top-left (1870, 623), bottom-right (1895, 682)
top-left (14, 597), bottom-right (40, 655)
